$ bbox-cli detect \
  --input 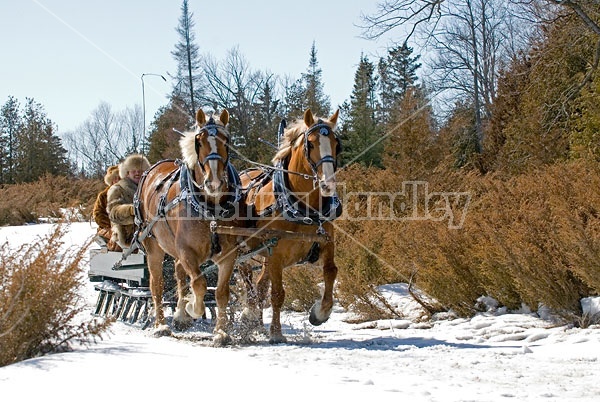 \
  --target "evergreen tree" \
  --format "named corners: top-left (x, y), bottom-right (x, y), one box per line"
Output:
top-left (284, 42), bottom-right (331, 119)
top-left (383, 86), bottom-right (438, 178)
top-left (171, 0), bottom-right (203, 117)
top-left (245, 80), bottom-right (282, 165)
top-left (378, 42), bottom-right (421, 121)
top-left (0, 96), bottom-right (21, 184)
top-left (147, 96), bottom-right (191, 163)
top-left (345, 54), bottom-right (383, 167)
top-left (13, 98), bottom-right (70, 183)
top-left (303, 41), bottom-right (331, 117)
